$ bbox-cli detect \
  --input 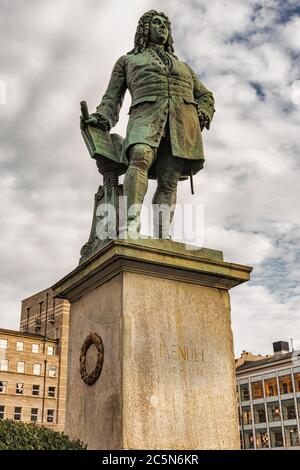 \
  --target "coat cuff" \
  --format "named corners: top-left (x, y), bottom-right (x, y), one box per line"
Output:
top-left (92, 113), bottom-right (111, 131)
